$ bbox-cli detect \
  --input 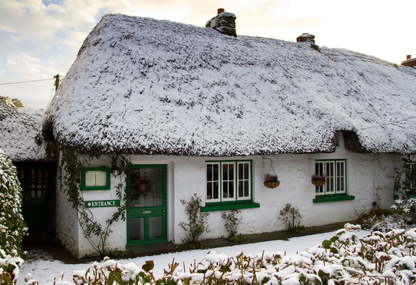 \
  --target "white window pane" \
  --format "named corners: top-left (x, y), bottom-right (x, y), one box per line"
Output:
top-left (222, 163), bottom-right (235, 201)
top-left (237, 162), bottom-right (251, 199)
top-left (244, 180), bottom-right (249, 197)
top-left (85, 171), bottom-right (97, 186)
top-left (206, 163), bottom-right (220, 201)
top-left (95, 171), bottom-right (107, 186)
top-left (207, 182), bottom-right (213, 199)
top-left (336, 161), bottom-right (346, 193)
top-left (213, 182), bottom-right (219, 199)
top-left (315, 160), bottom-right (347, 195)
